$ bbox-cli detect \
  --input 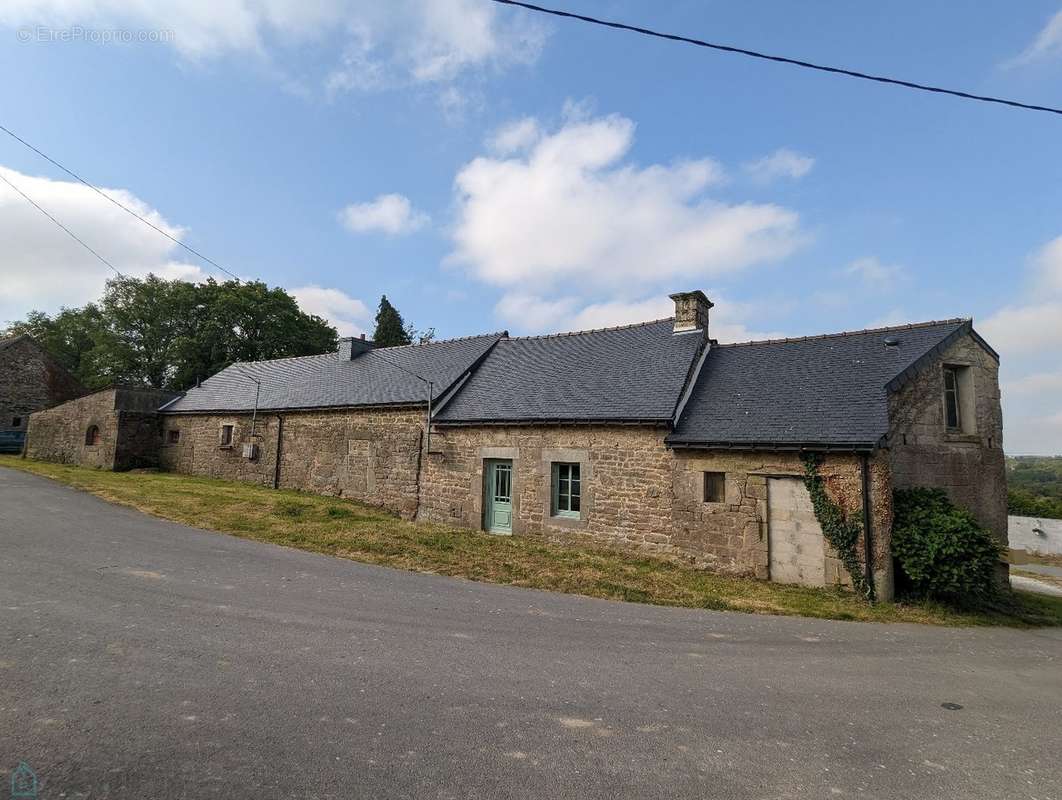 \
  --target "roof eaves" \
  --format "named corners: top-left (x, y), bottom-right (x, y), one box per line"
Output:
top-left (665, 438), bottom-right (878, 453)
top-left (159, 399), bottom-right (427, 416)
top-left (434, 417), bottom-right (672, 428)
